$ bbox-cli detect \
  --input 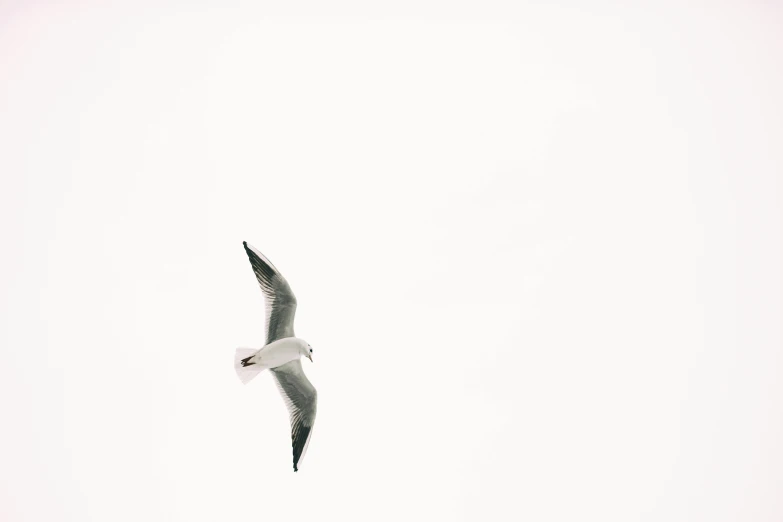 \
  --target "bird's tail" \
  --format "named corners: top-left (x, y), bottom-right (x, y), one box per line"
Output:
top-left (234, 347), bottom-right (264, 384)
